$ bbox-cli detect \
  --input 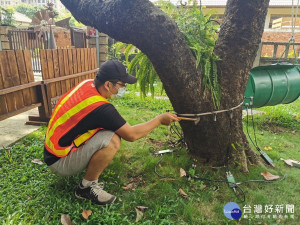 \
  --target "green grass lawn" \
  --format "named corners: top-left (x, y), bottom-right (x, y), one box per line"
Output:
top-left (0, 94), bottom-right (299, 224)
